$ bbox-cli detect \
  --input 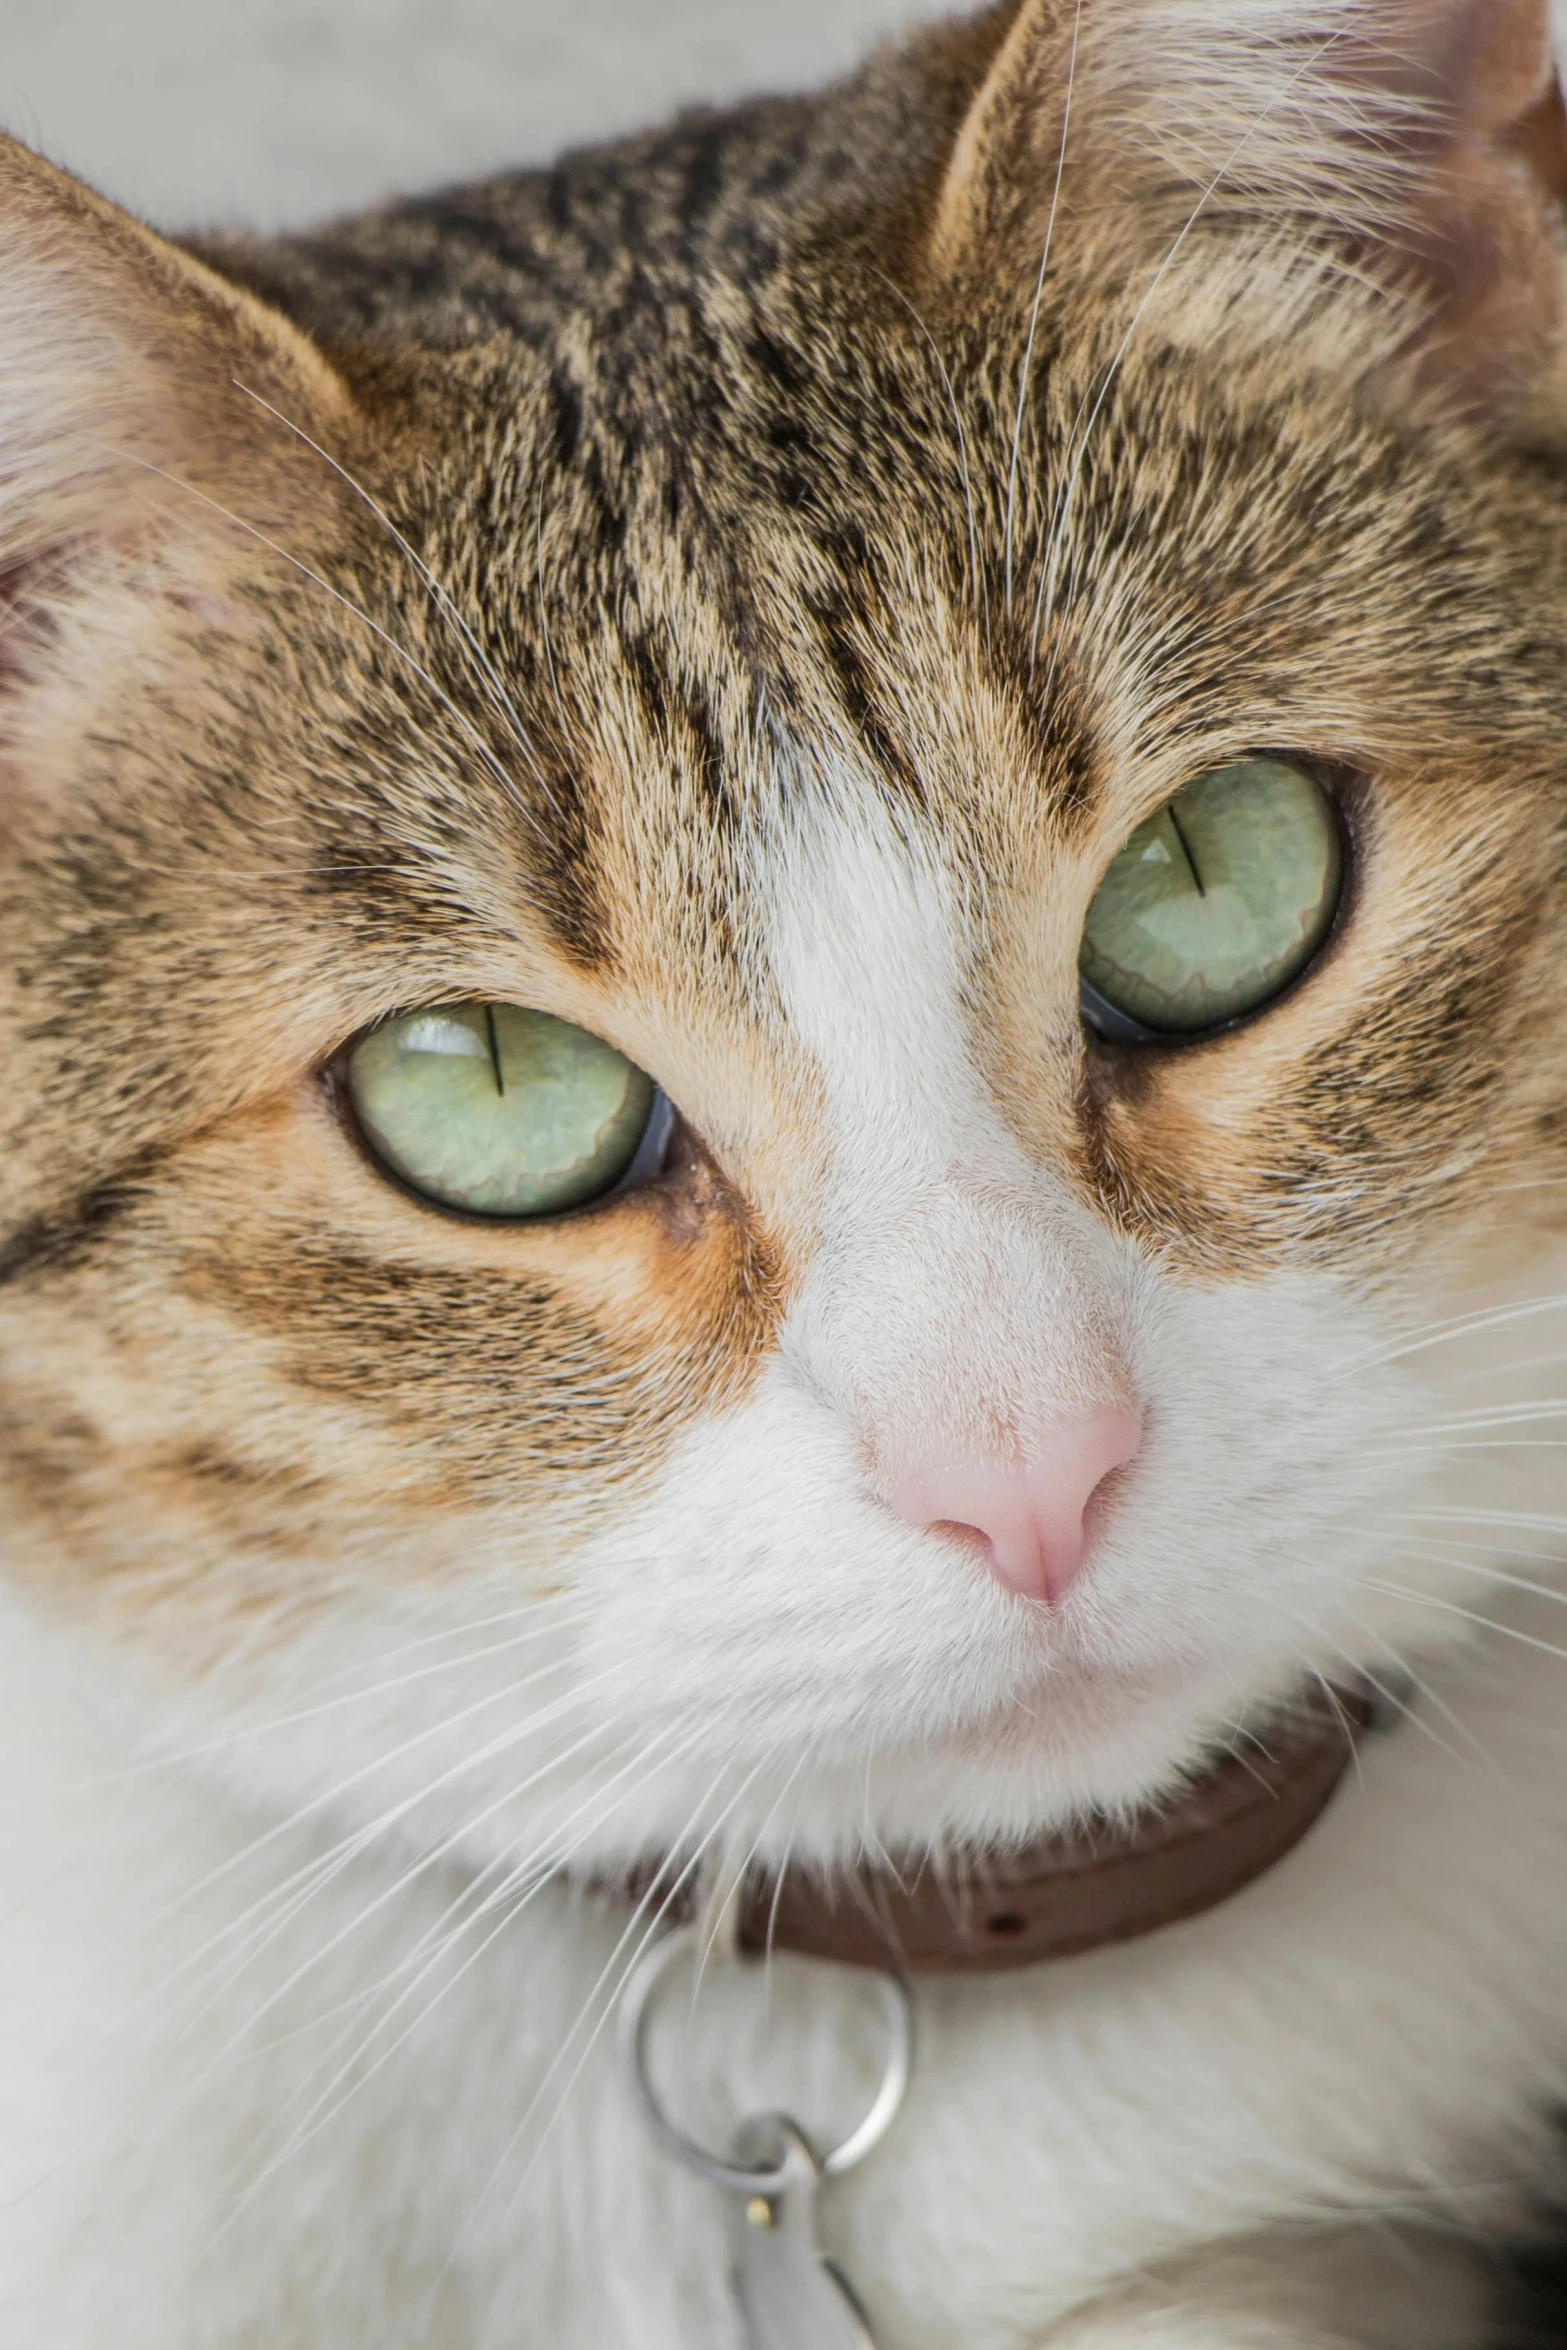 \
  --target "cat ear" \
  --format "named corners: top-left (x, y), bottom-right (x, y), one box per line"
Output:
top-left (928, 0), bottom-right (1567, 408)
top-left (0, 134), bottom-right (348, 774)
